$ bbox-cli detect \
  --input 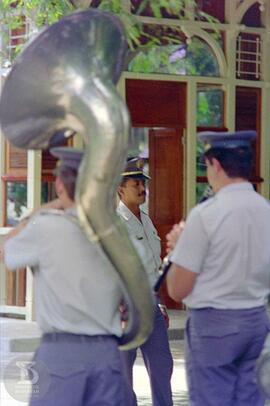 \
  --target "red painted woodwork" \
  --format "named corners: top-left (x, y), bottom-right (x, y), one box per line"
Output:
top-left (17, 269), bottom-right (26, 306)
top-left (149, 128), bottom-right (184, 309)
top-left (126, 79), bottom-right (186, 128)
top-left (197, 0), bottom-right (225, 23)
top-left (235, 87), bottom-right (261, 179)
top-left (6, 271), bottom-right (16, 306)
top-left (241, 2), bottom-right (262, 27)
